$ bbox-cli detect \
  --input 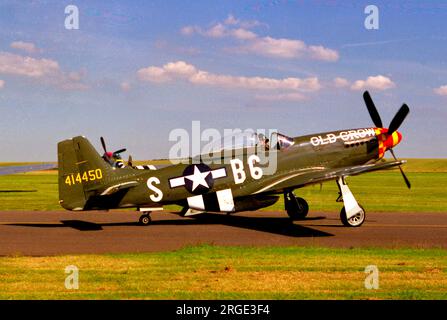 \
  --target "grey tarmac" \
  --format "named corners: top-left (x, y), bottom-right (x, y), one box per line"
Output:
top-left (0, 210), bottom-right (446, 256)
